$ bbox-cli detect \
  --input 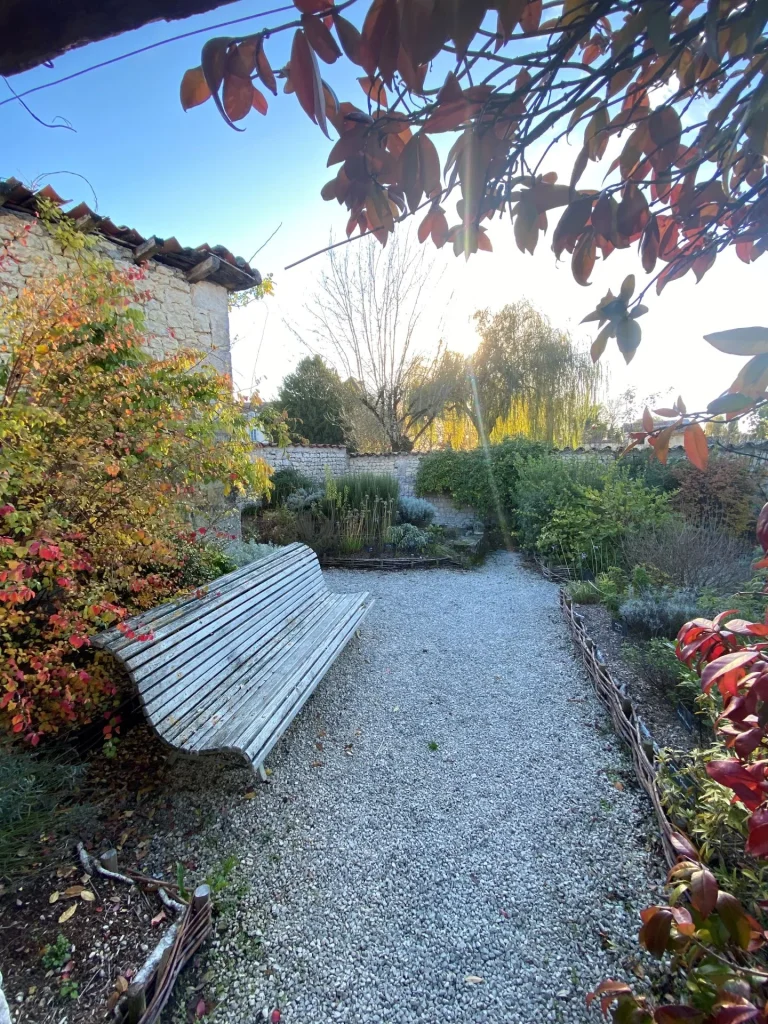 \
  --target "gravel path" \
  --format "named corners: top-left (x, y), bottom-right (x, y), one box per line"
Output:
top-left (162, 552), bottom-right (660, 1024)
